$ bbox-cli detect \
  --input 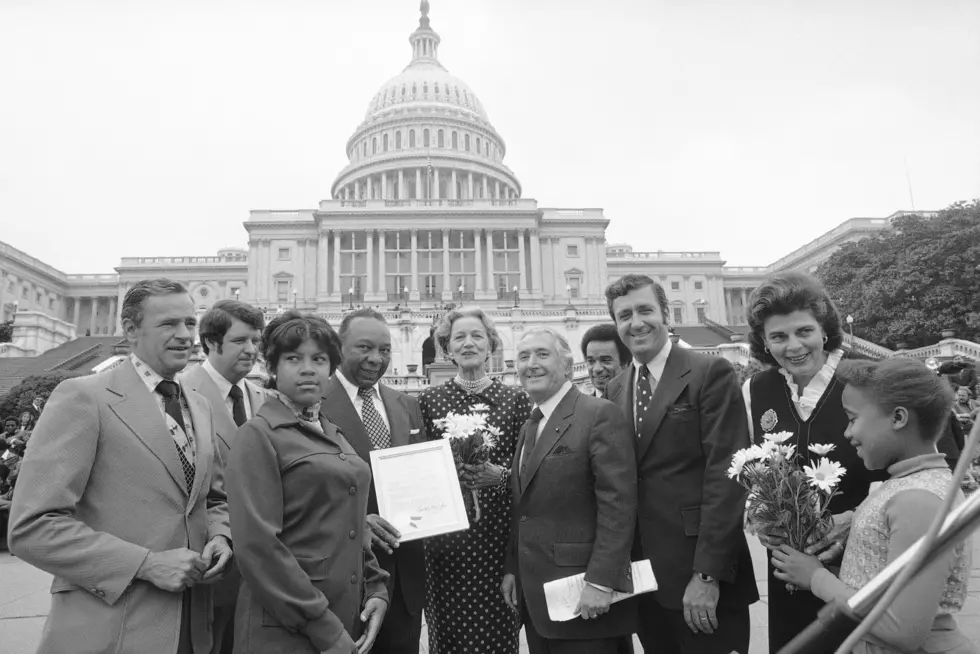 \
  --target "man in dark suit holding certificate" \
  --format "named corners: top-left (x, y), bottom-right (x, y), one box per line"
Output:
top-left (502, 327), bottom-right (637, 654)
top-left (604, 274), bottom-right (757, 654)
top-left (320, 307), bottom-right (426, 654)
